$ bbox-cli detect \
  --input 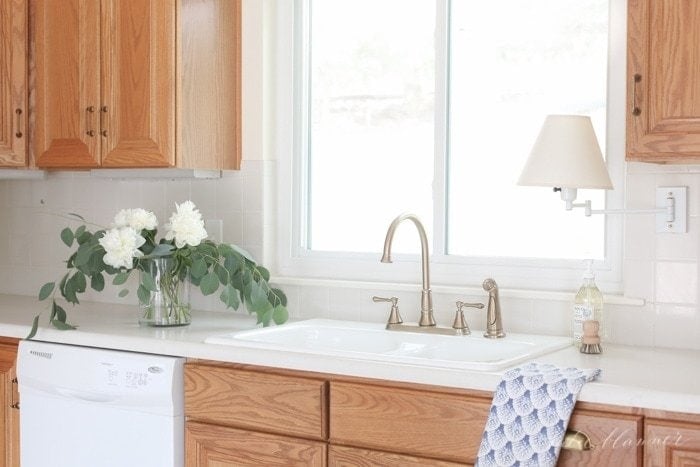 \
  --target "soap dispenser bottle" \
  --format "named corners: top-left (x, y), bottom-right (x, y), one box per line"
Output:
top-left (572, 260), bottom-right (604, 345)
